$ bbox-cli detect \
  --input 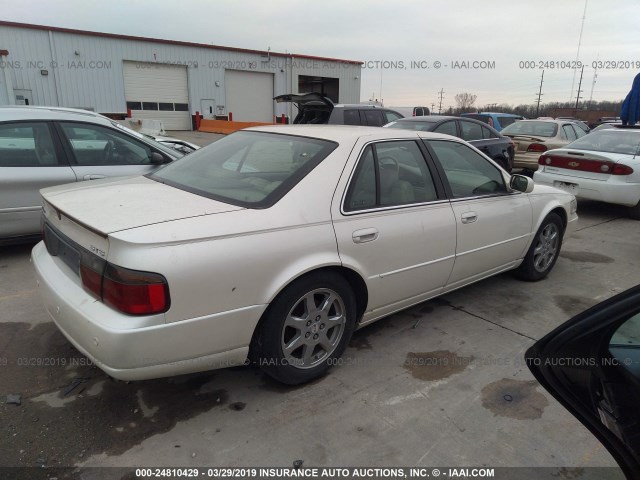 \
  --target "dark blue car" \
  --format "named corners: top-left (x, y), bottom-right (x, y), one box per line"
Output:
top-left (385, 115), bottom-right (515, 171)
